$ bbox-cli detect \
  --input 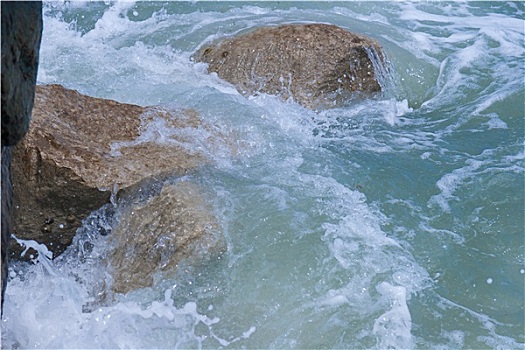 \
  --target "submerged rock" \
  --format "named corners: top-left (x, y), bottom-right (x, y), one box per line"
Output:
top-left (109, 181), bottom-right (223, 294)
top-left (11, 84), bottom-right (227, 260)
top-left (194, 23), bottom-right (386, 110)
